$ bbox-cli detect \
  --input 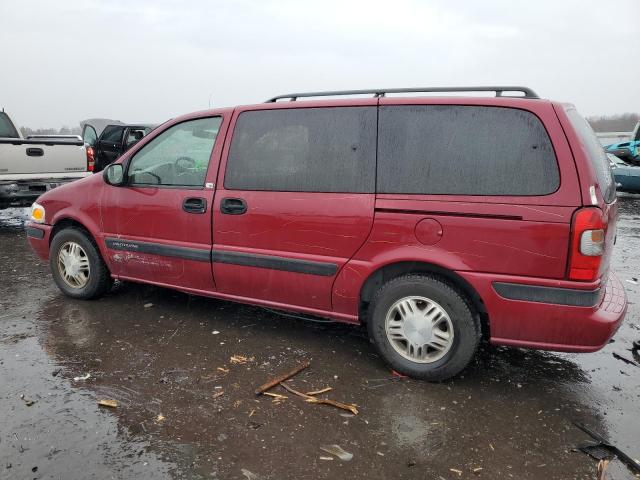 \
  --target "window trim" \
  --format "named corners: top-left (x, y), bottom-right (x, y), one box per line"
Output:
top-left (124, 115), bottom-right (223, 189)
top-left (376, 104), bottom-right (562, 197)
top-left (222, 106), bottom-right (377, 194)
